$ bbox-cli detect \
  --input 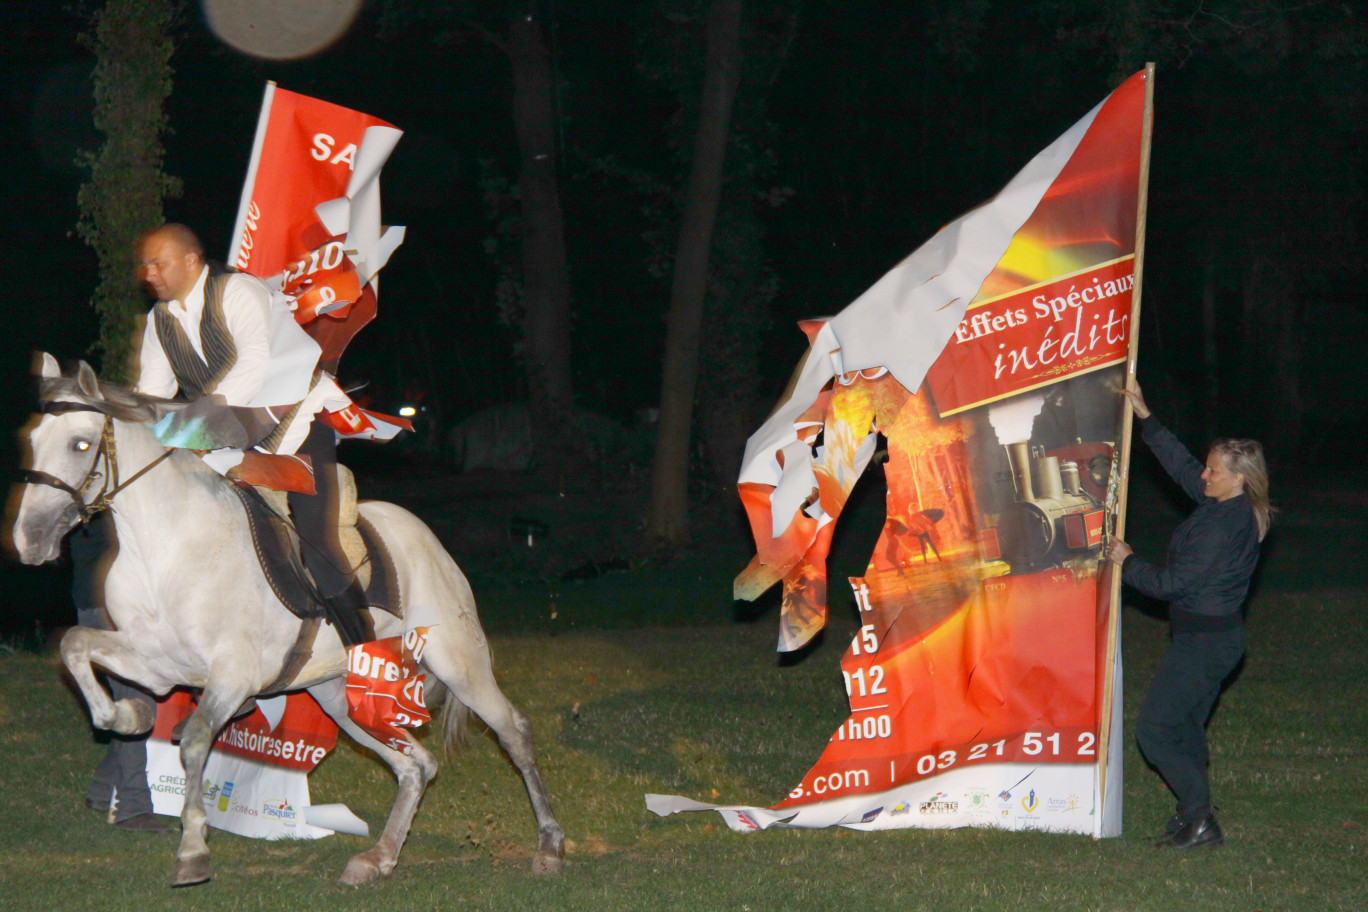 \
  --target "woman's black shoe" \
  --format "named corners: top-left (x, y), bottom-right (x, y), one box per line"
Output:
top-left (1155, 814), bottom-right (1223, 849)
